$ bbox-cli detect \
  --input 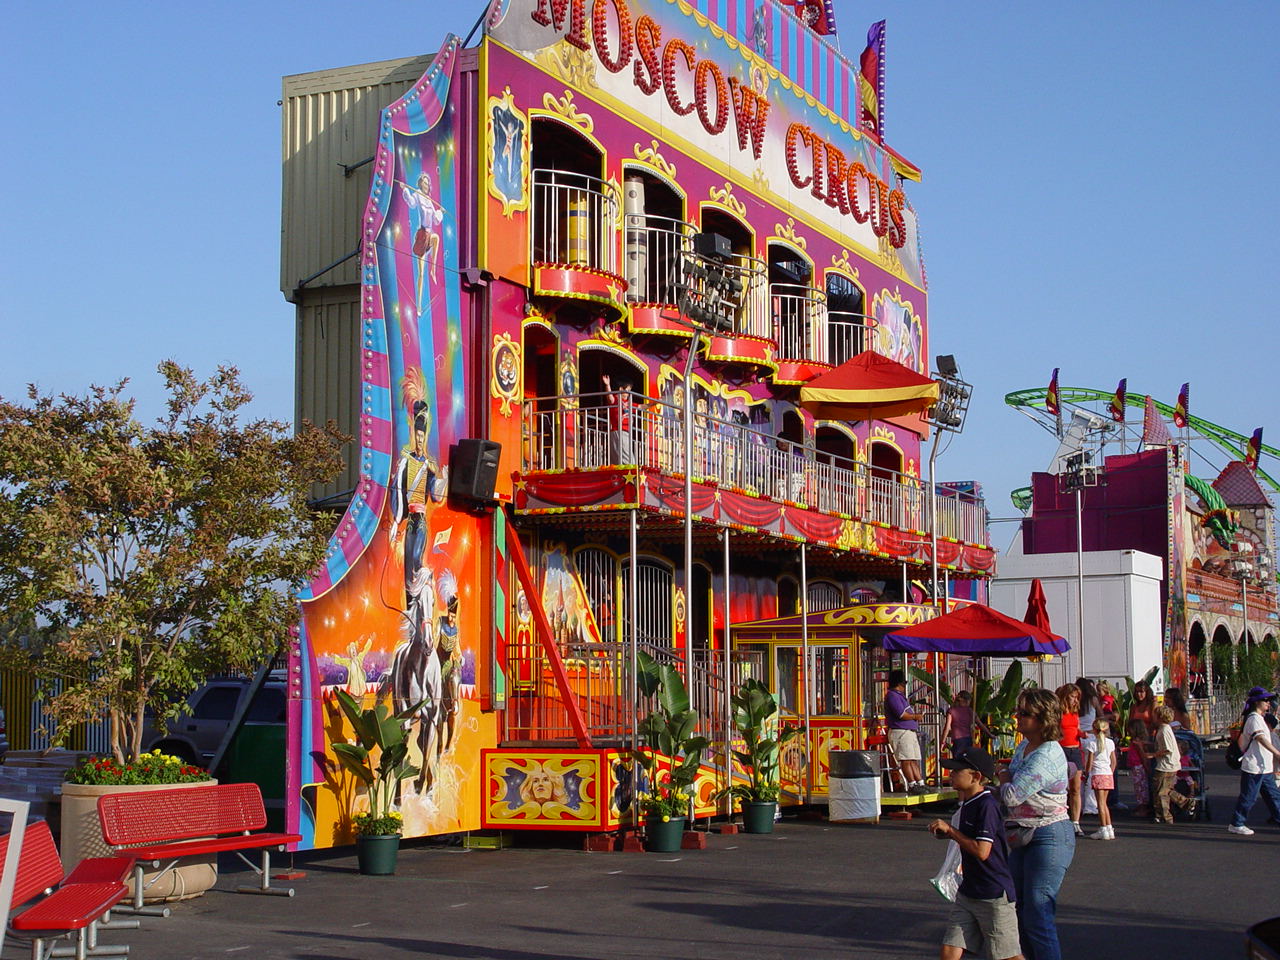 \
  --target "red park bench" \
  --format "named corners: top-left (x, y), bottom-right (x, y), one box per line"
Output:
top-left (0, 818), bottom-right (136, 960)
top-left (97, 781), bottom-right (302, 913)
